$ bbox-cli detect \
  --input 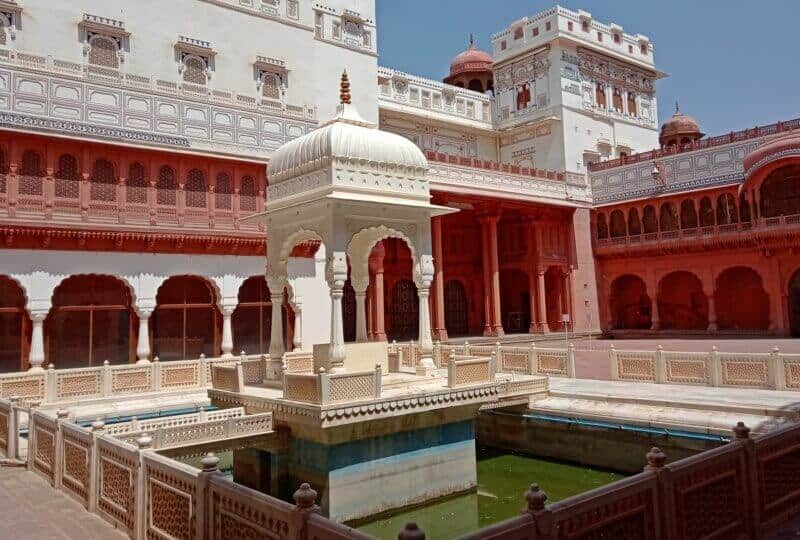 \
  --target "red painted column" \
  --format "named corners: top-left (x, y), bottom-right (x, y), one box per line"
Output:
top-left (431, 216), bottom-right (448, 341)
top-left (480, 217), bottom-right (493, 336)
top-left (528, 270), bottom-right (539, 333)
top-left (487, 215), bottom-right (504, 336)
top-left (369, 247), bottom-right (387, 341)
top-left (537, 268), bottom-right (548, 333)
